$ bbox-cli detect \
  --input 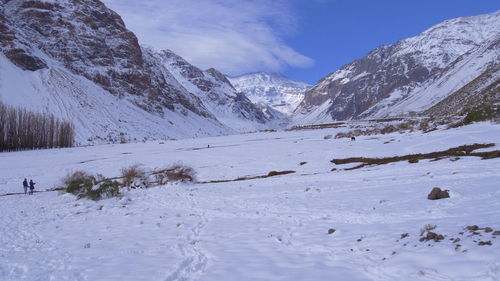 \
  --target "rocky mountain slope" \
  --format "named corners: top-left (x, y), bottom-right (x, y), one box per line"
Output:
top-left (229, 72), bottom-right (311, 116)
top-left (294, 12), bottom-right (500, 124)
top-left (0, 0), bottom-right (269, 143)
top-left (153, 50), bottom-right (269, 131)
top-left (425, 63), bottom-right (499, 117)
